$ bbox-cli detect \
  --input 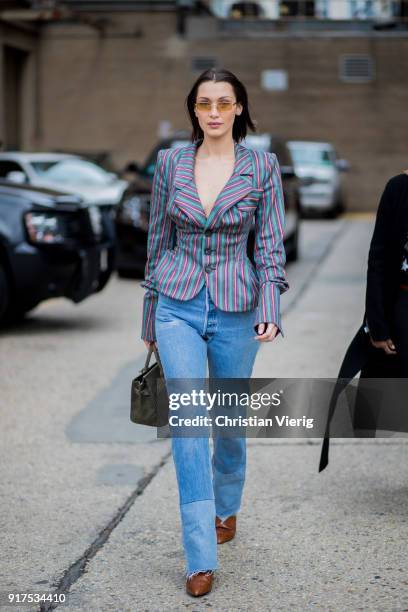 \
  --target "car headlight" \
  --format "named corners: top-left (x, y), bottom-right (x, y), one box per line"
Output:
top-left (117, 195), bottom-right (143, 225)
top-left (25, 212), bottom-right (65, 245)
